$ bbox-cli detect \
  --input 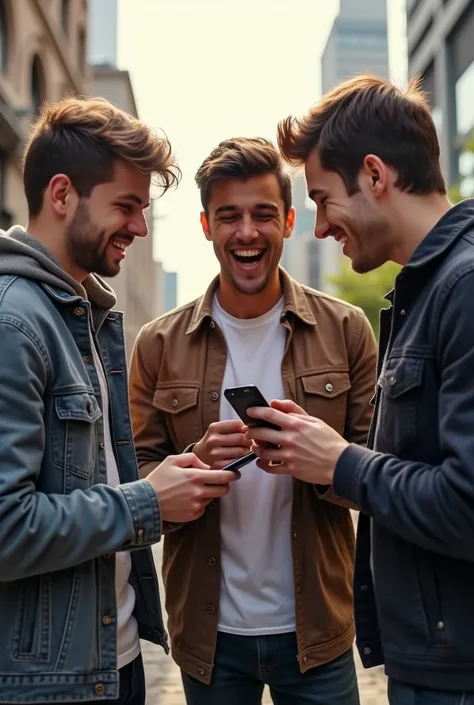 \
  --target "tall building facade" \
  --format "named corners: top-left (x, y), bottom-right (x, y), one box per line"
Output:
top-left (318, 0), bottom-right (390, 293)
top-left (0, 0), bottom-right (90, 228)
top-left (406, 0), bottom-right (474, 191)
top-left (281, 172), bottom-right (315, 287)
